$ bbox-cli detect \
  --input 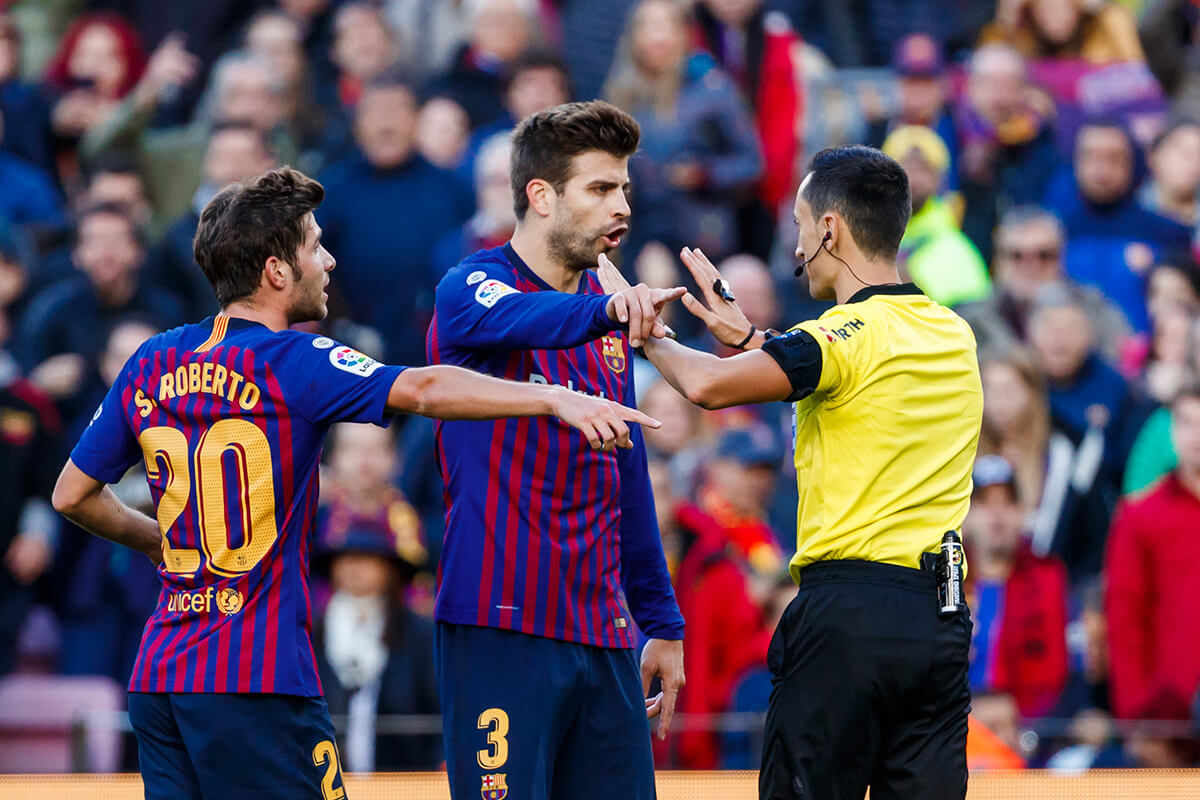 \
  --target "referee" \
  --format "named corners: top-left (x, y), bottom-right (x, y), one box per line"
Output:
top-left (599, 145), bottom-right (982, 799)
